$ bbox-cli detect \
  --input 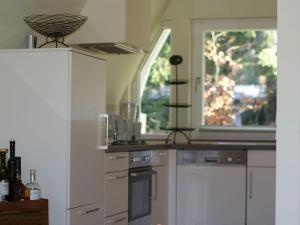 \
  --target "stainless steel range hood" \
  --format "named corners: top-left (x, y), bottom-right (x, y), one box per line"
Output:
top-left (79, 42), bottom-right (141, 54)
